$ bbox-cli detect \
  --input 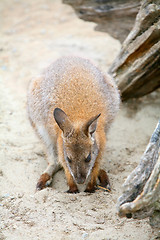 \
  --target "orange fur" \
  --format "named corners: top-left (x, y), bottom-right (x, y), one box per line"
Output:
top-left (64, 168), bottom-right (79, 193)
top-left (27, 56), bottom-right (120, 192)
